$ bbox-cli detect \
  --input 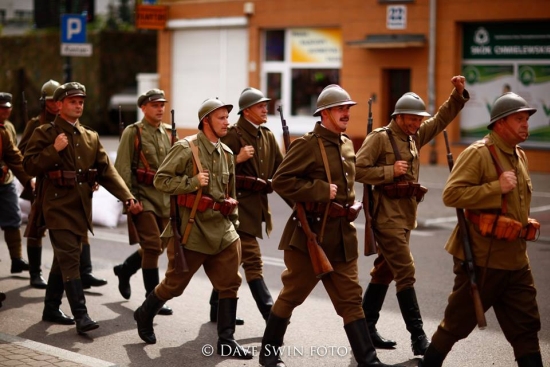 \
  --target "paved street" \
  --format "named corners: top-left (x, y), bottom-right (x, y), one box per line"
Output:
top-left (1, 139), bottom-right (549, 366)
